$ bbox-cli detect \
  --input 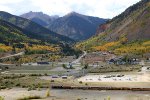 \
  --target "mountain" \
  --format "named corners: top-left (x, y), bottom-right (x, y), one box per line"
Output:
top-left (20, 11), bottom-right (59, 27)
top-left (21, 11), bottom-right (107, 41)
top-left (48, 12), bottom-right (108, 41)
top-left (0, 11), bottom-right (73, 44)
top-left (76, 0), bottom-right (150, 55)
top-left (0, 19), bottom-right (39, 44)
top-left (0, 19), bottom-right (81, 59)
top-left (96, 0), bottom-right (150, 42)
